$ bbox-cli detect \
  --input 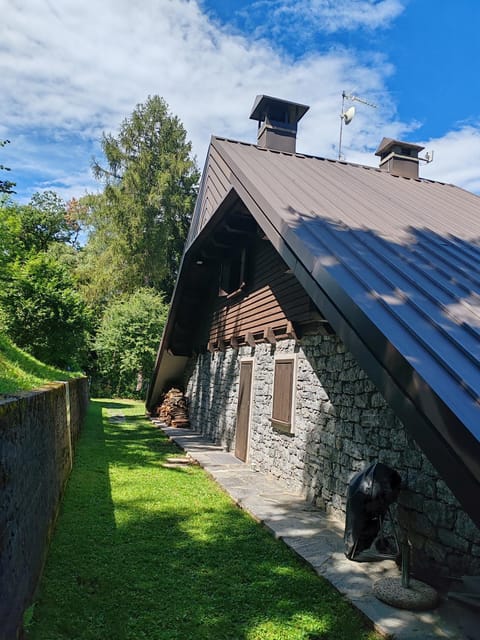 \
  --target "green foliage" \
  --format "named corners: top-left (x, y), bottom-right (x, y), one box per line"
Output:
top-left (0, 332), bottom-right (78, 395)
top-left (22, 604), bottom-right (35, 631)
top-left (0, 139), bottom-right (16, 194)
top-left (0, 193), bottom-right (91, 373)
top-left (2, 191), bottom-right (78, 254)
top-left (22, 191), bottom-right (78, 250)
top-left (94, 289), bottom-right (168, 397)
top-left (27, 399), bottom-right (380, 640)
top-left (0, 253), bottom-right (91, 369)
top-left (83, 95), bottom-right (199, 305)
top-left (0, 96), bottom-right (198, 392)
top-left (74, 192), bottom-right (137, 309)
top-left (0, 192), bottom-right (81, 280)
top-left (0, 198), bottom-right (23, 272)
